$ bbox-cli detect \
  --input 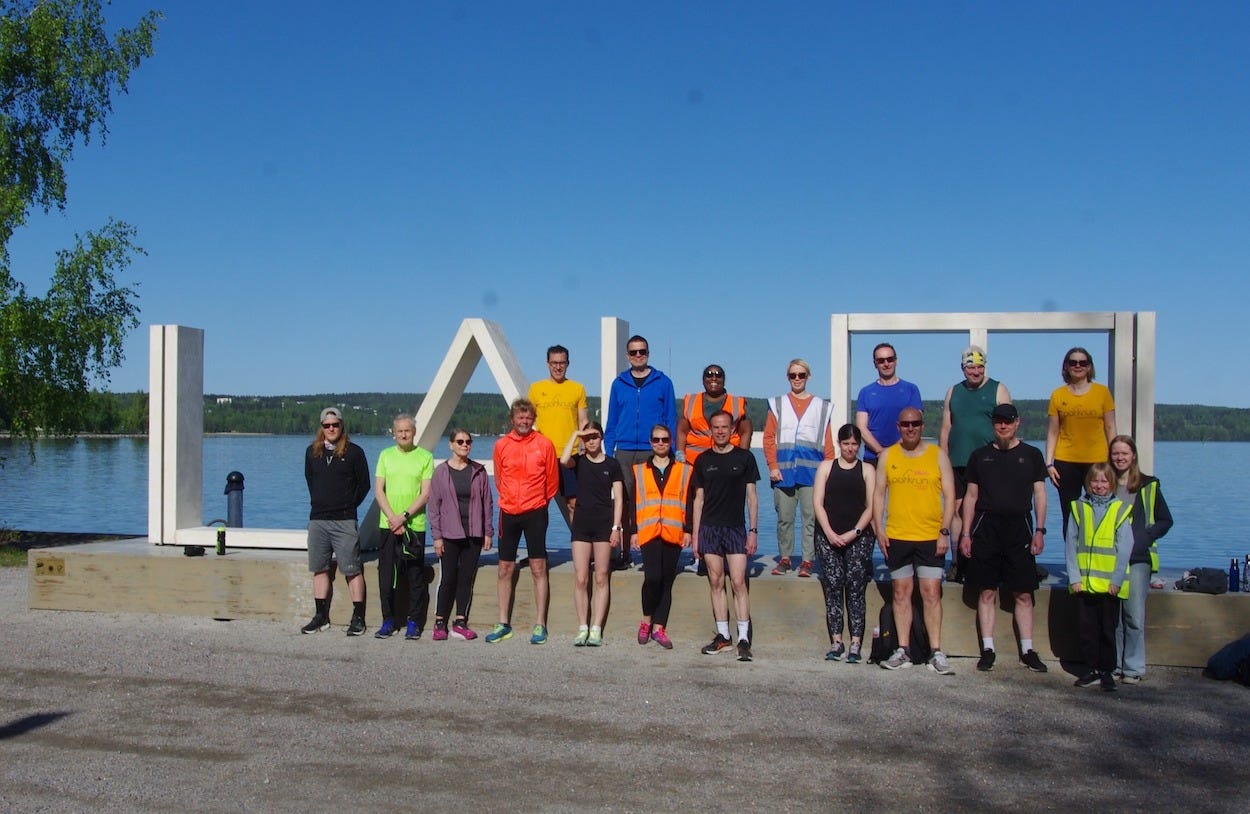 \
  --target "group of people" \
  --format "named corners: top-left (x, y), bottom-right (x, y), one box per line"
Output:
top-left (297, 339), bottom-right (1173, 687)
